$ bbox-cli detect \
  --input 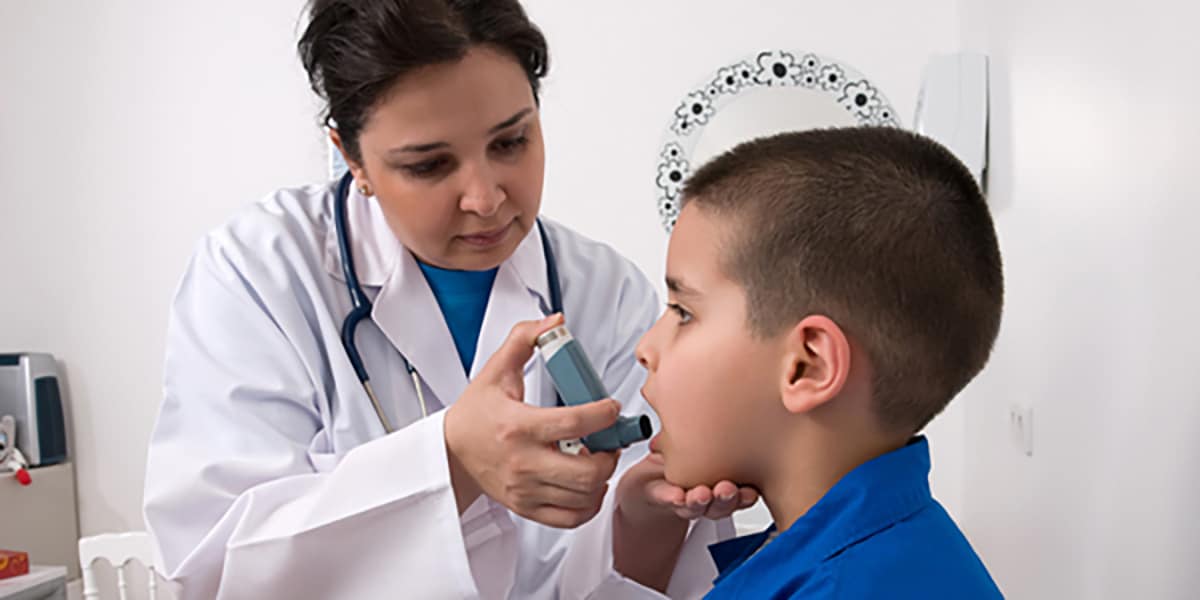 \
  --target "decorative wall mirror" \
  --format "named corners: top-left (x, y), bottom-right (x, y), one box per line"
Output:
top-left (653, 50), bottom-right (901, 232)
